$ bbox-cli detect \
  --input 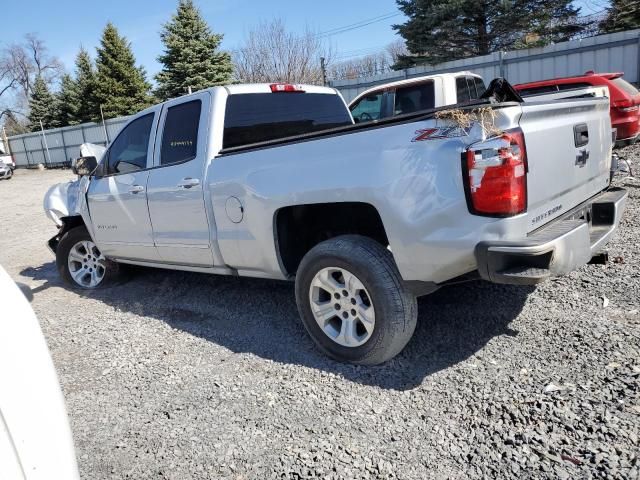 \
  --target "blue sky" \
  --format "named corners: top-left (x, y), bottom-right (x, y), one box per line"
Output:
top-left (1, 0), bottom-right (404, 79)
top-left (1, 0), bottom-right (608, 82)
